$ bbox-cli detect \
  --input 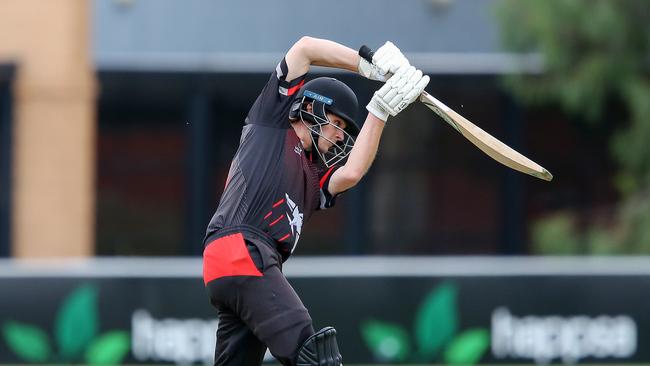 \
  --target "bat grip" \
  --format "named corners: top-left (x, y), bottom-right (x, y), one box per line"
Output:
top-left (358, 45), bottom-right (374, 63)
